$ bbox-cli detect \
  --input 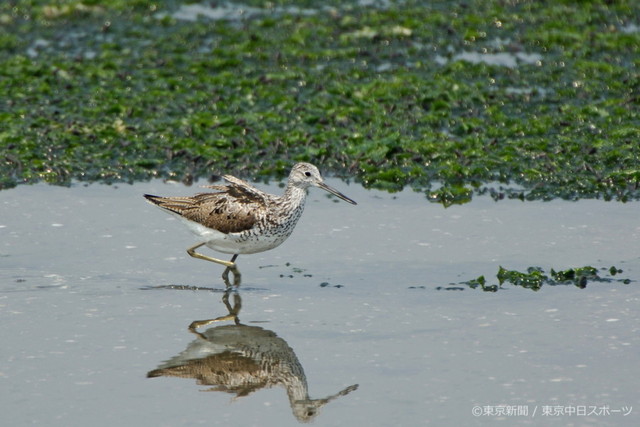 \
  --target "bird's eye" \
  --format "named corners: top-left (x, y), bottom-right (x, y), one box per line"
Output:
top-left (304, 171), bottom-right (311, 177)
